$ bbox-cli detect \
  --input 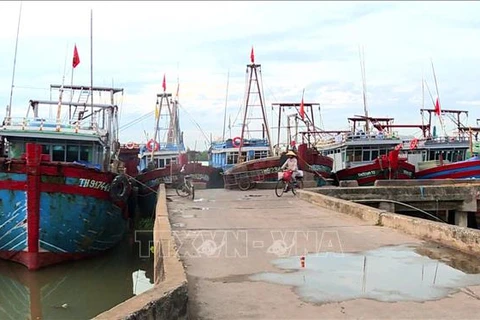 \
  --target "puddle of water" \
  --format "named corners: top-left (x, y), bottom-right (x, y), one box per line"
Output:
top-left (249, 244), bottom-right (480, 304)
